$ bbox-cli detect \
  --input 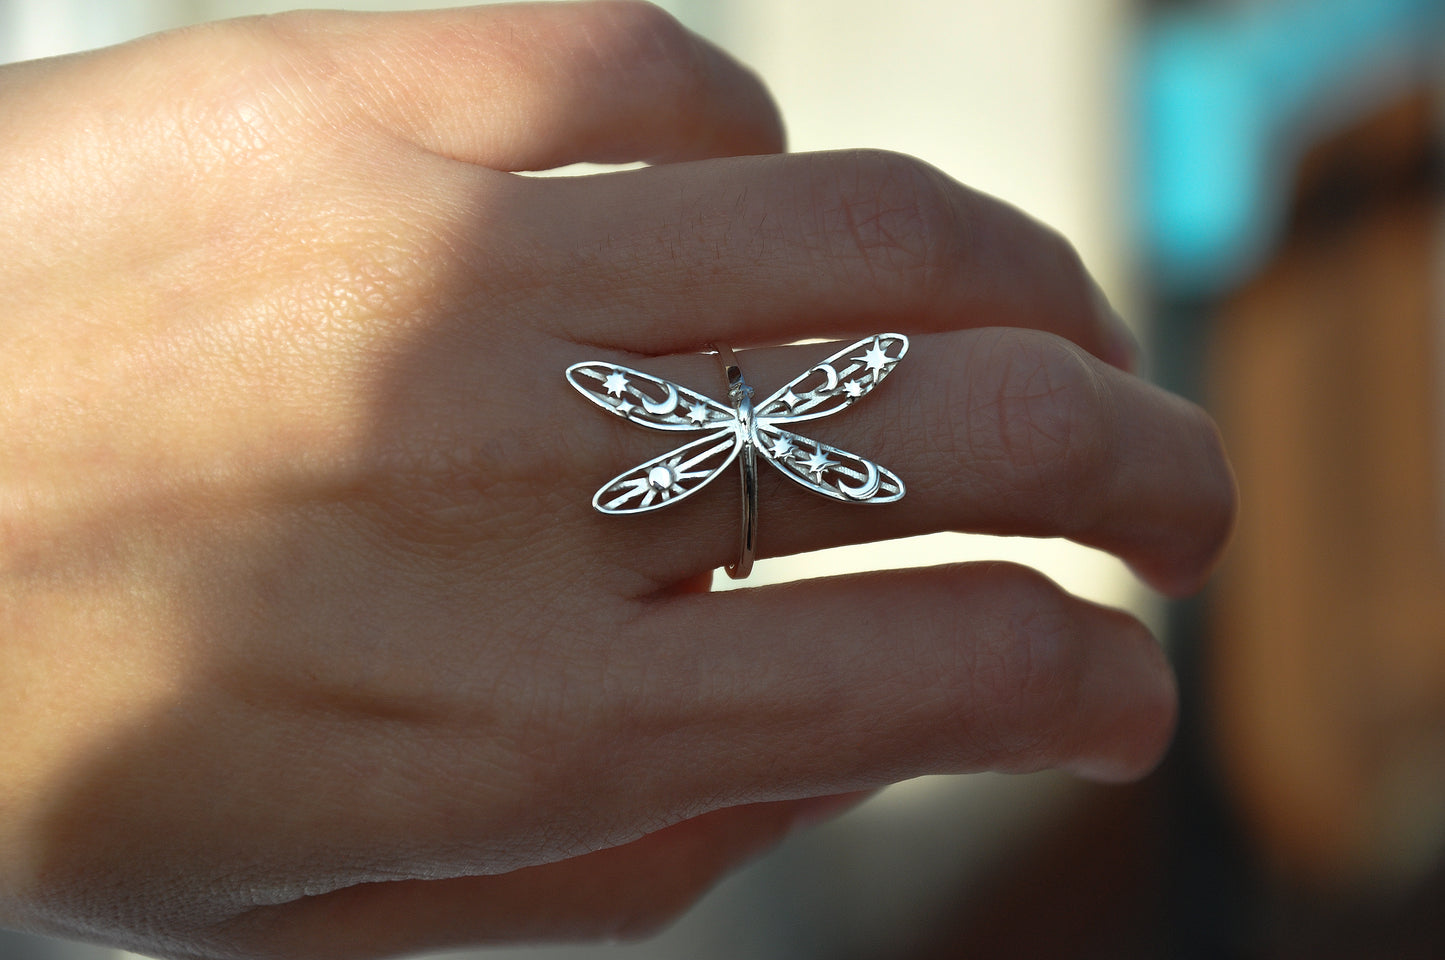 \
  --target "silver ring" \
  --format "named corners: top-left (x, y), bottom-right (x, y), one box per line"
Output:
top-left (712, 344), bottom-right (758, 580)
top-left (564, 334), bottom-right (909, 580)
